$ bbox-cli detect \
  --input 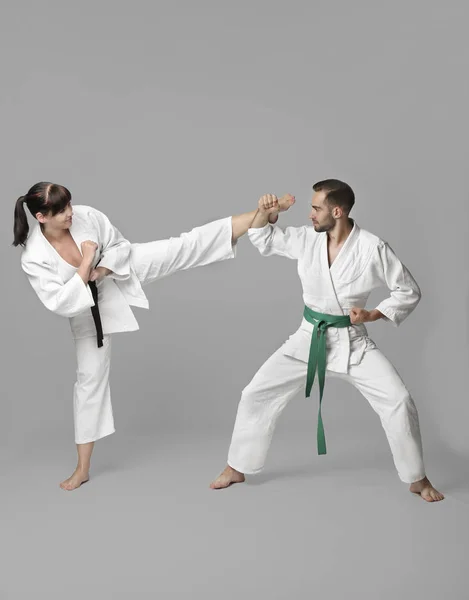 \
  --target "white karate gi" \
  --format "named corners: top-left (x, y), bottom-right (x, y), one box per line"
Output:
top-left (227, 220), bottom-right (426, 483)
top-left (21, 205), bottom-right (236, 444)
